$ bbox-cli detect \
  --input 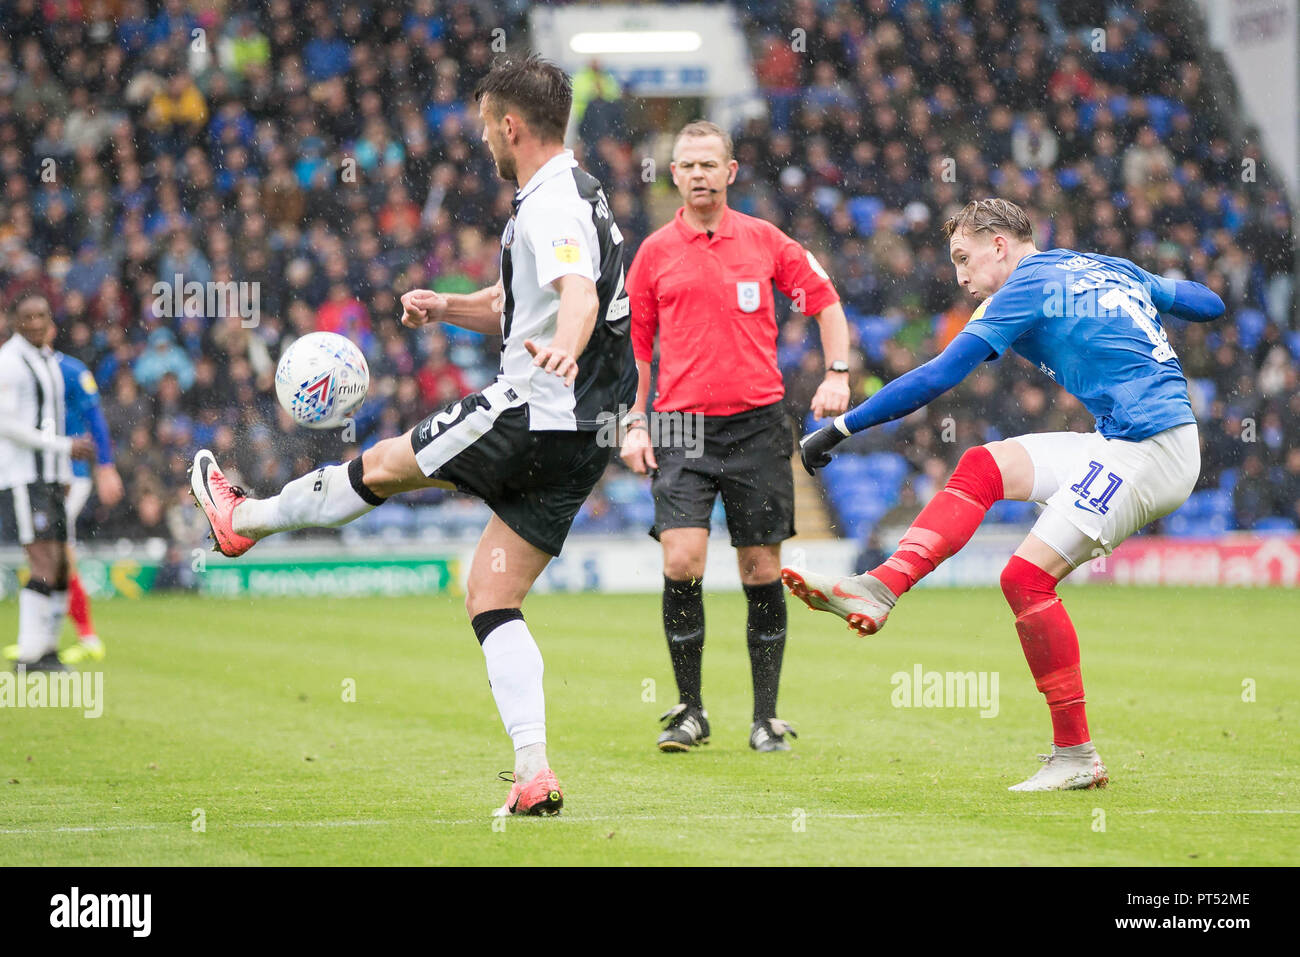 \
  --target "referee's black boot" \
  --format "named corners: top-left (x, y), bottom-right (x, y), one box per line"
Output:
top-left (657, 703), bottom-right (710, 752)
top-left (15, 652), bottom-right (71, 673)
top-left (749, 718), bottom-right (797, 752)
